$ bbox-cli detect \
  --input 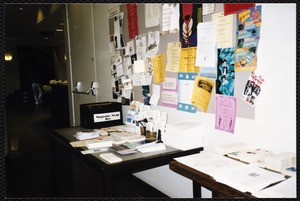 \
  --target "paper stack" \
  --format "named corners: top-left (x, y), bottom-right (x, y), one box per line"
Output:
top-left (214, 142), bottom-right (248, 155)
top-left (163, 122), bottom-right (205, 150)
top-left (227, 148), bottom-right (273, 168)
top-left (86, 139), bottom-right (113, 149)
top-left (265, 152), bottom-right (296, 172)
top-left (75, 130), bottom-right (101, 140)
